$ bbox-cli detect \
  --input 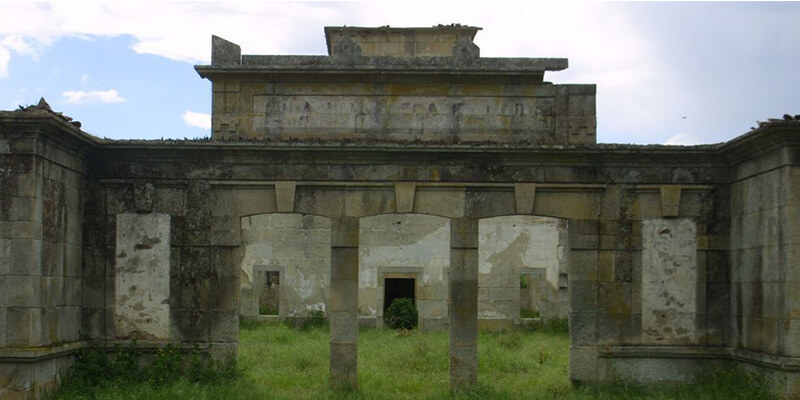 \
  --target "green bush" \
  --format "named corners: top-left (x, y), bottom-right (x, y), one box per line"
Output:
top-left (384, 298), bottom-right (418, 330)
